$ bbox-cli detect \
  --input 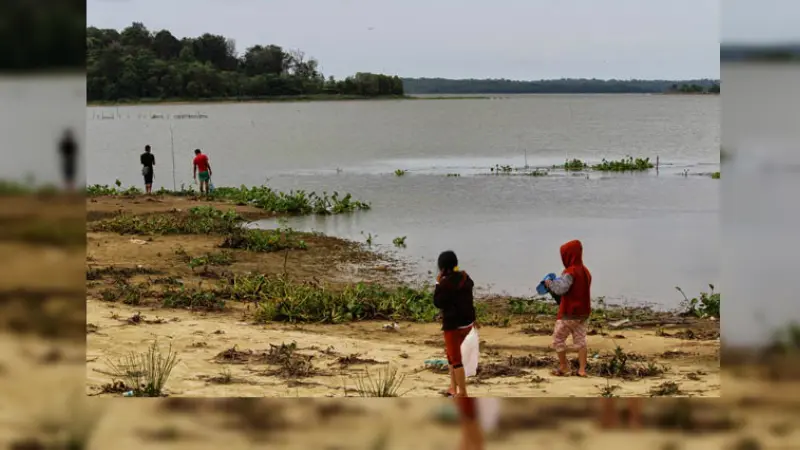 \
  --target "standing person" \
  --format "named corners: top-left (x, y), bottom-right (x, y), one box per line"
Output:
top-left (140, 145), bottom-right (155, 194)
top-left (433, 250), bottom-right (476, 398)
top-left (456, 398), bottom-right (484, 450)
top-left (598, 398), bottom-right (643, 429)
top-left (544, 239), bottom-right (592, 377)
top-left (58, 128), bottom-right (77, 192)
top-left (192, 148), bottom-right (212, 195)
